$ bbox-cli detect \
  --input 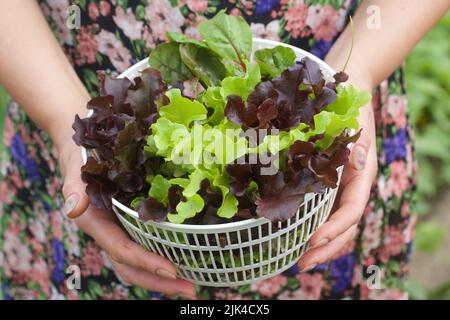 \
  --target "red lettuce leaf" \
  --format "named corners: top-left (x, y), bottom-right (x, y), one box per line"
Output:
top-left (225, 57), bottom-right (337, 130)
top-left (73, 67), bottom-right (167, 210)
